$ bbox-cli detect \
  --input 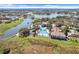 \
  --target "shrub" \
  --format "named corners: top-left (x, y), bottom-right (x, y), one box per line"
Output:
top-left (0, 21), bottom-right (2, 24)
top-left (5, 21), bottom-right (11, 24)
top-left (2, 48), bottom-right (10, 54)
top-left (69, 37), bottom-right (79, 43)
top-left (32, 19), bottom-right (41, 24)
top-left (19, 28), bottom-right (30, 37)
